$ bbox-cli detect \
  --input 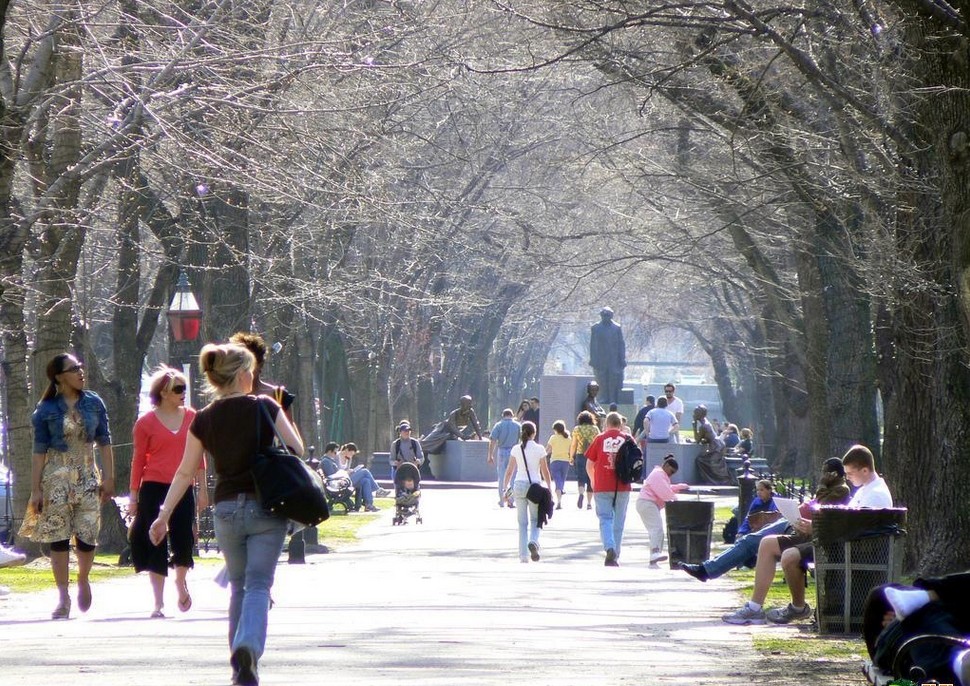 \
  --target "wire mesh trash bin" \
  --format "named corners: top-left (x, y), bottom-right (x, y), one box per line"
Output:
top-left (813, 507), bottom-right (907, 634)
top-left (666, 500), bottom-right (714, 568)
